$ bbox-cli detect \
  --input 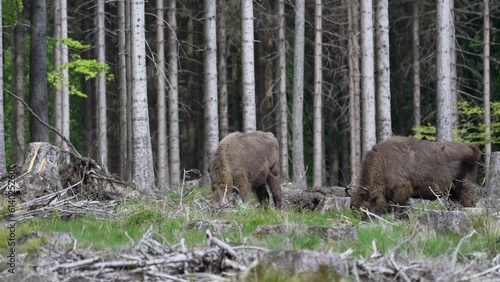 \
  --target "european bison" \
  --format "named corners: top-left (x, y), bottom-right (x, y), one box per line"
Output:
top-left (349, 136), bottom-right (481, 216)
top-left (210, 131), bottom-right (283, 209)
